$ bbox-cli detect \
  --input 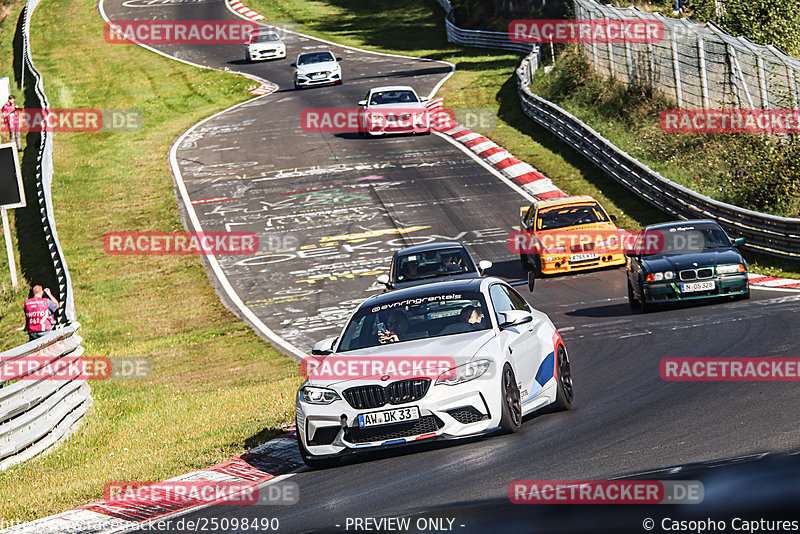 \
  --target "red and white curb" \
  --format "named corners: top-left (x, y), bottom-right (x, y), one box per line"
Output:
top-left (241, 72), bottom-right (278, 96)
top-left (228, 0), bottom-right (264, 21)
top-left (2, 430), bottom-right (303, 533)
top-left (748, 273), bottom-right (800, 290)
top-left (426, 97), bottom-right (567, 201)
